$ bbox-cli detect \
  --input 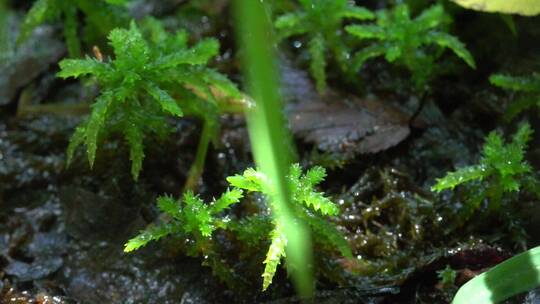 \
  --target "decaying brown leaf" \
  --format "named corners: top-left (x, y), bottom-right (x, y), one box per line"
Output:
top-left (282, 59), bottom-right (413, 156)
